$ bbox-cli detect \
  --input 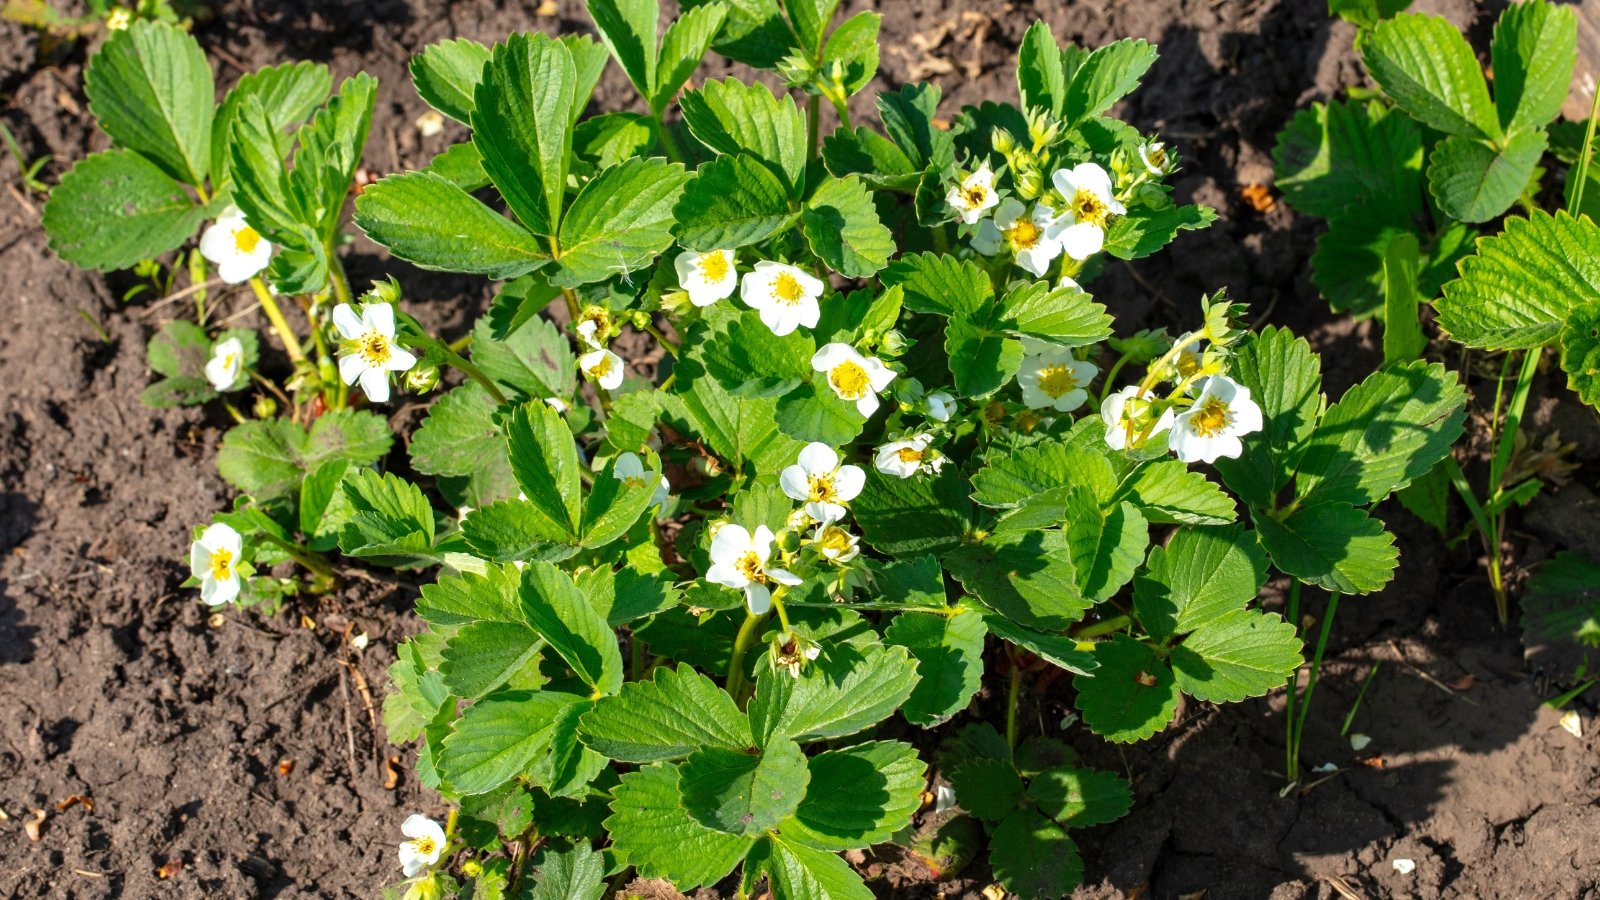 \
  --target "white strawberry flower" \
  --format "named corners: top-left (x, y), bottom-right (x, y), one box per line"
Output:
top-left (1047, 163), bottom-right (1126, 260)
top-left (332, 303), bottom-right (417, 404)
top-left (615, 451), bottom-right (669, 507)
top-left (1017, 346), bottom-right (1098, 413)
top-left (741, 261), bottom-right (825, 336)
top-left (1139, 141), bottom-right (1174, 176)
top-left (706, 524), bottom-right (802, 614)
top-left (812, 343), bottom-right (896, 417)
top-left (946, 163), bottom-right (1000, 224)
top-left (780, 442), bottom-right (866, 524)
top-left (205, 336), bottom-right (245, 391)
top-left (925, 390), bottom-right (956, 423)
top-left (811, 522), bottom-right (861, 563)
top-left (1101, 385), bottom-right (1175, 451)
top-left (398, 814), bottom-right (446, 877)
top-left (189, 522), bottom-right (243, 607)
top-left (1169, 333), bottom-right (1207, 384)
top-left (576, 307), bottom-right (611, 349)
top-left (198, 205), bottom-right (273, 284)
top-left (580, 347), bottom-right (625, 390)
top-left (971, 198), bottom-right (1063, 277)
top-left (1167, 375), bottom-right (1263, 464)
top-left (875, 434), bottom-right (941, 478)
top-left (674, 249), bottom-right (738, 307)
